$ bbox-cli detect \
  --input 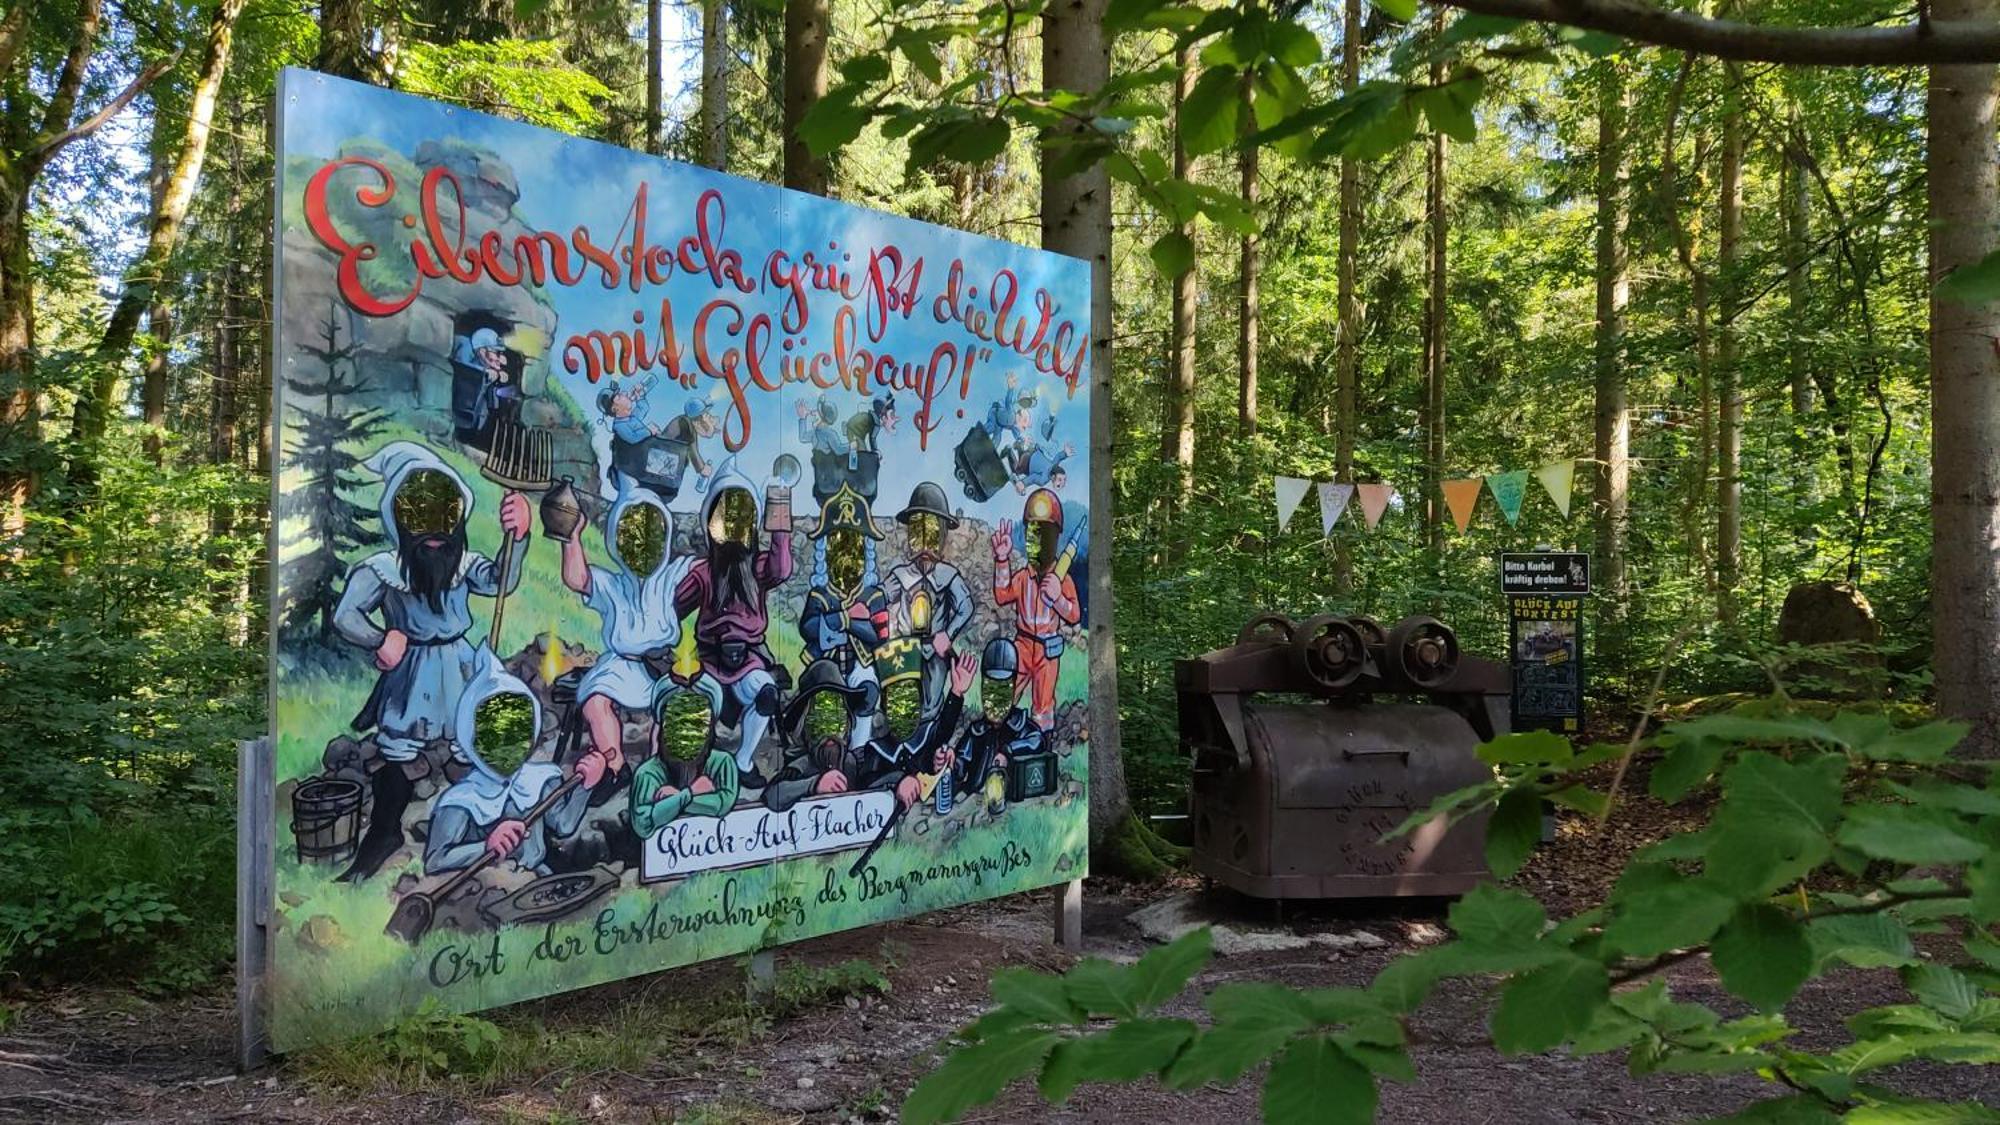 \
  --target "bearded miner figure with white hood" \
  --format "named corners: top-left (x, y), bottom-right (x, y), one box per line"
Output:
top-left (331, 441), bottom-right (531, 881)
